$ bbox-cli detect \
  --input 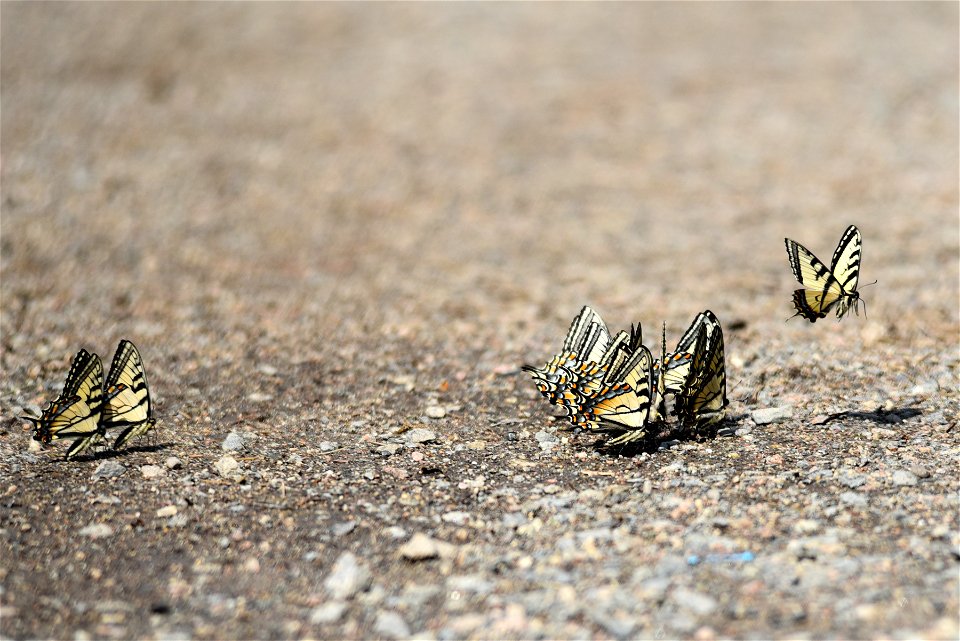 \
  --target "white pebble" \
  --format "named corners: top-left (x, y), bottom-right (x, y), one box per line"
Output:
top-left (215, 455), bottom-right (240, 477)
top-left (140, 465), bottom-right (164, 479)
top-left (425, 405), bottom-right (446, 419)
top-left (80, 523), bottom-right (114, 539)
top-left (156, 505), bottom-right (178, 518)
